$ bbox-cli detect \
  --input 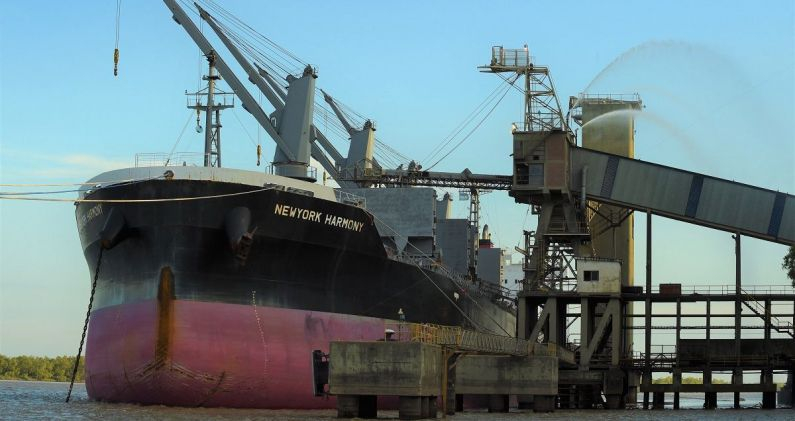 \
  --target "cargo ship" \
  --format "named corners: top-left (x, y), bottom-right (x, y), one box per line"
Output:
top-left (75, 0), bottom-right (516, 409)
